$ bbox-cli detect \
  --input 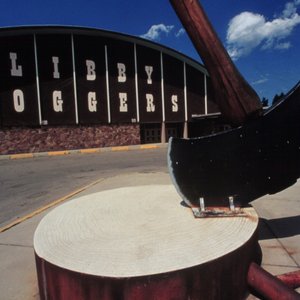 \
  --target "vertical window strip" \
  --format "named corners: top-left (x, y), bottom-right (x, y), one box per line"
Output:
top-left (134, 43), bottom-right (140, 123)
top-left (33, 34), bottom-right (42, 125)
top-left (71, 34), bottom-right (79, 124)
top-left (184, 62), bottom-right (188, 122)
top-left (105, 45), bottom-right (111, 123)
top-left (160, 52), bottom-right (165, 122)
top-left (204, 74), bottom-right (208, 115)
